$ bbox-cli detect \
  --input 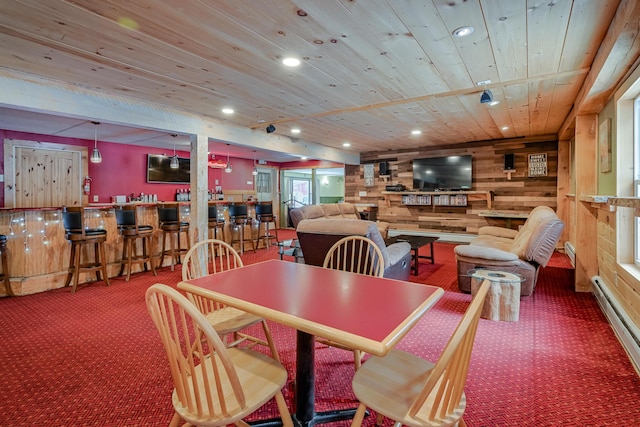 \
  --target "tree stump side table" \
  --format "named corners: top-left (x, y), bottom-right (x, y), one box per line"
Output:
top-left (470, 269), bottom-right (522, 322)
